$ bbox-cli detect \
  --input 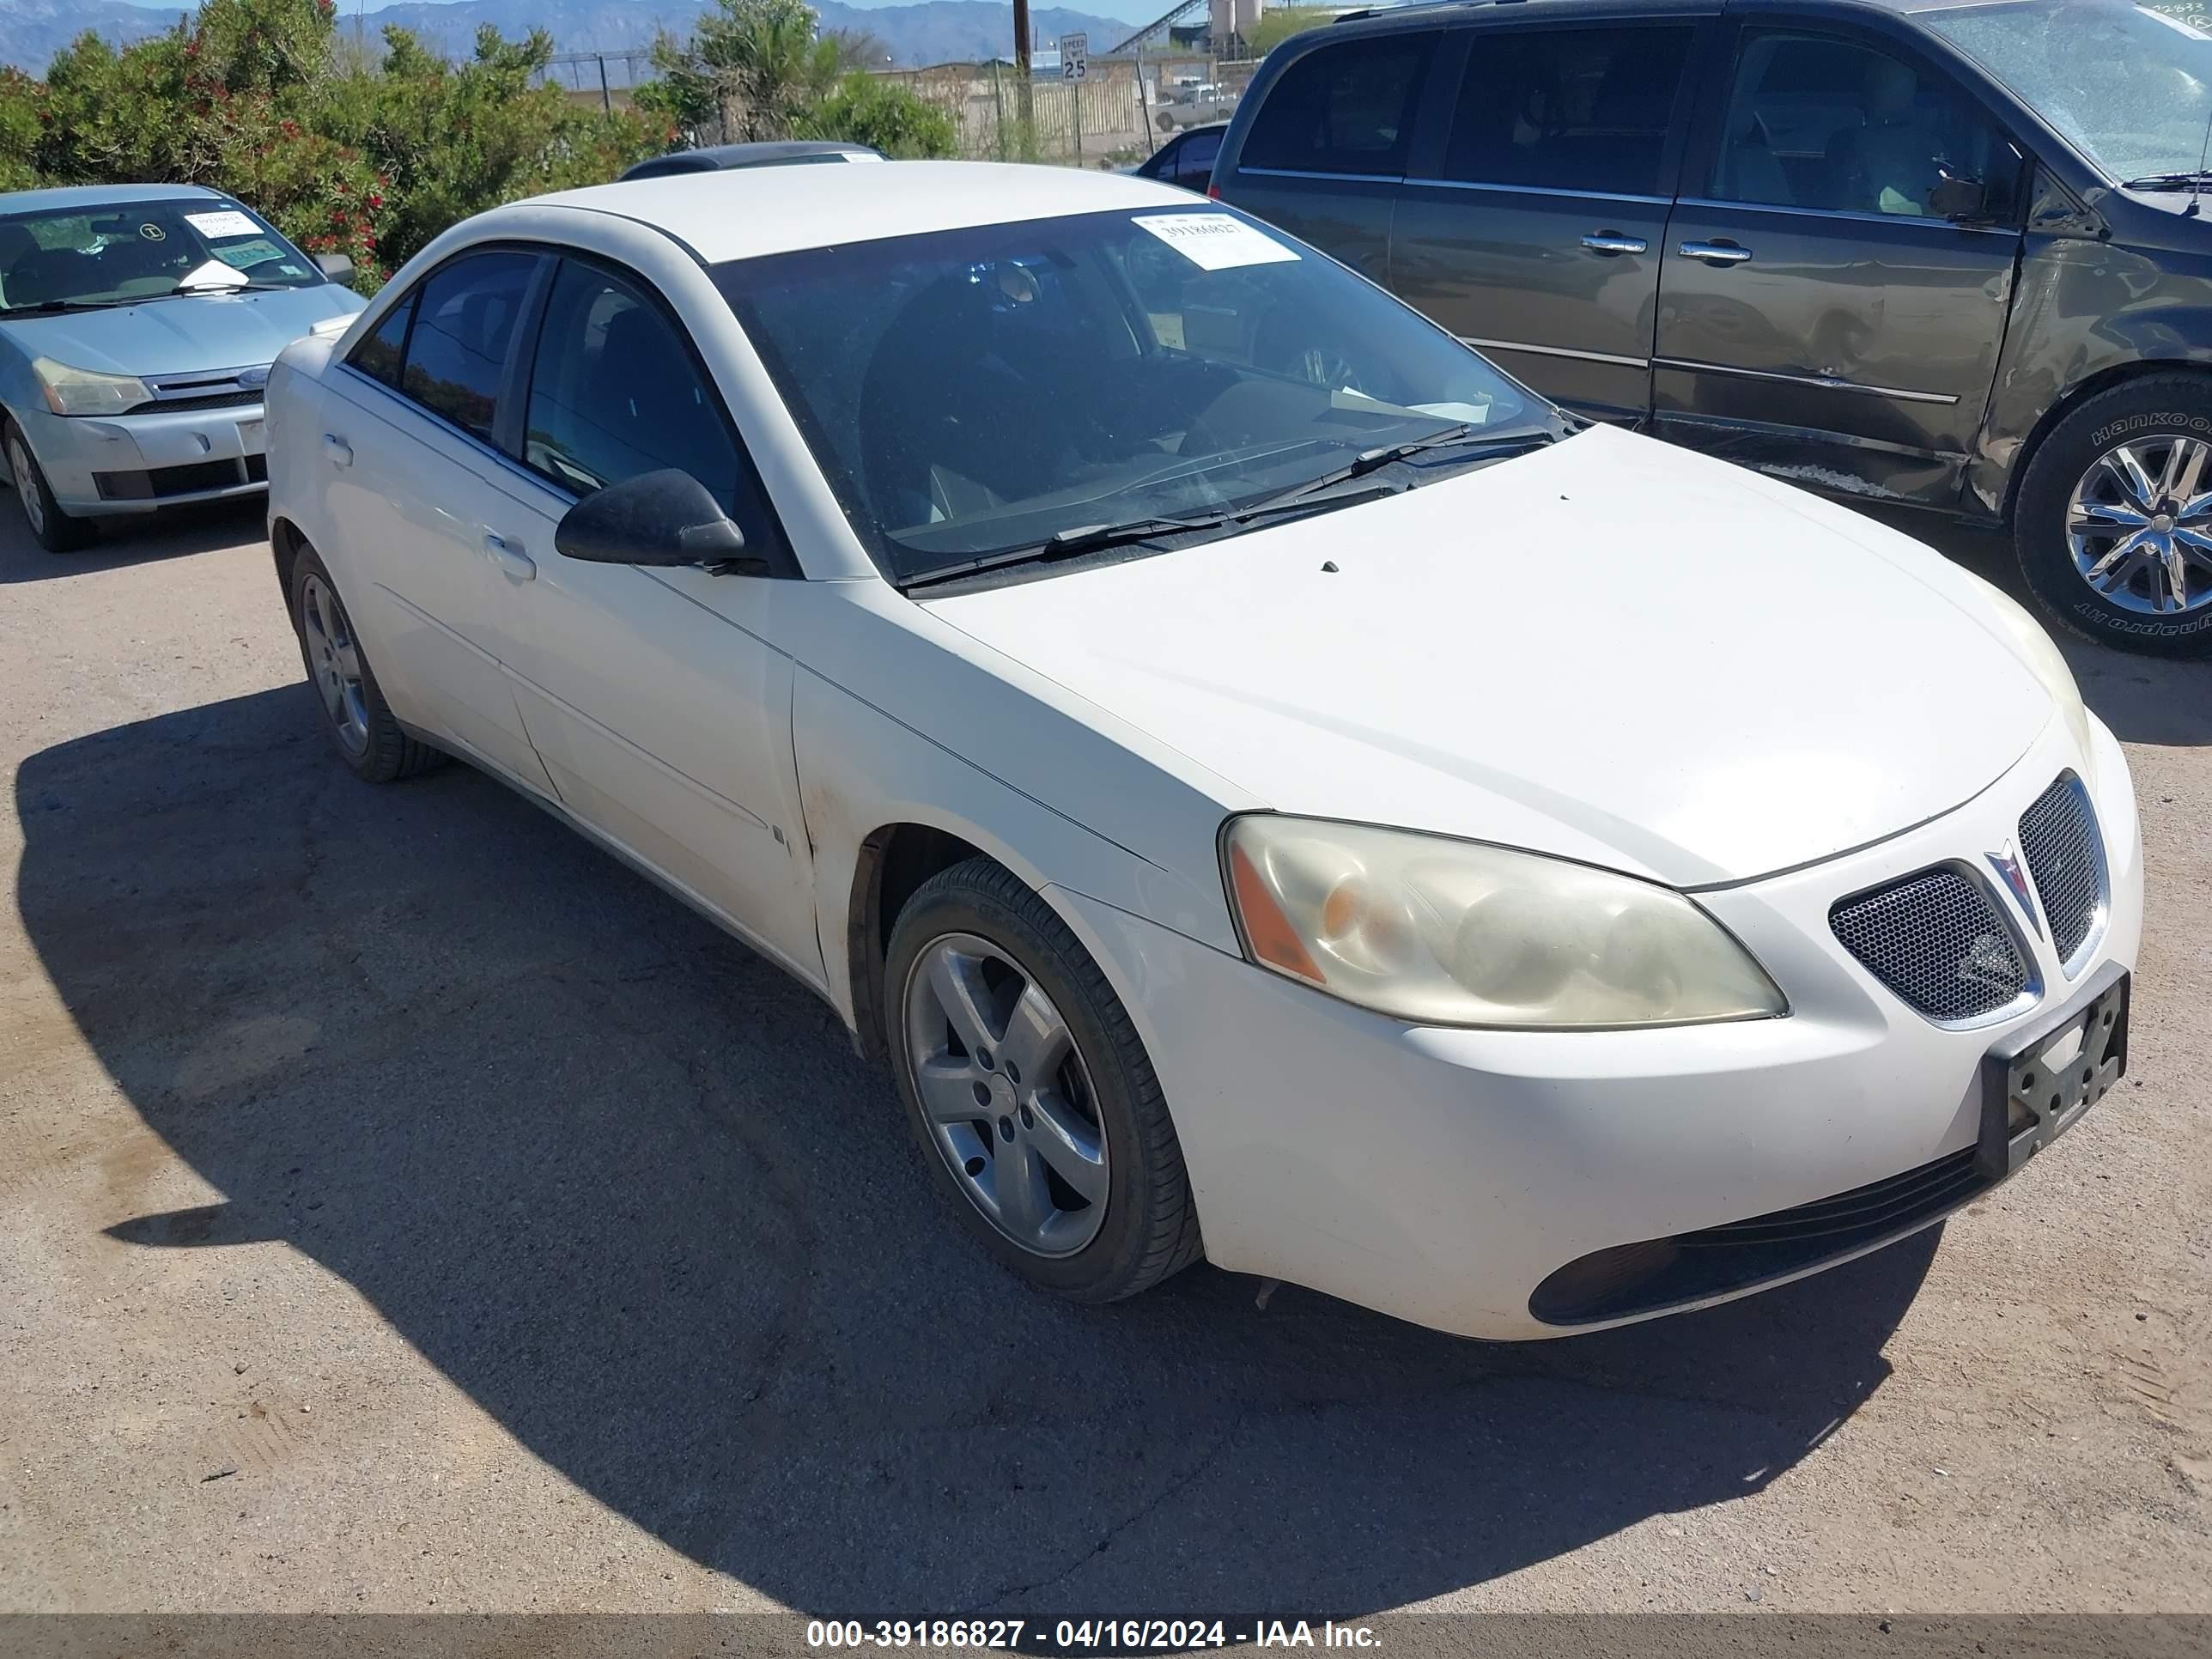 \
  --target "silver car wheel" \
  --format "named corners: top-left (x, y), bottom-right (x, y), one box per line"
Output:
top-left (2067, 434), bottom-right (2212, 617)
top-left (299, 572), bottom-right (370, 757)
top-left (902, 932), bottom-right (1110, 1258)
top-left (9, 430), bottom-right (46, 538)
